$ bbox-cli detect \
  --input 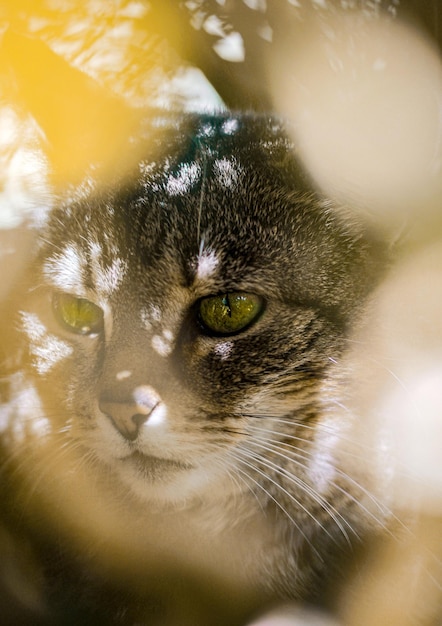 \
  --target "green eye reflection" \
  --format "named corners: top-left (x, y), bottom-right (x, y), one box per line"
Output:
top-left (53, 293), bottom-right (104, 335)
top-left (198, 292), bottom-right (264, 336)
